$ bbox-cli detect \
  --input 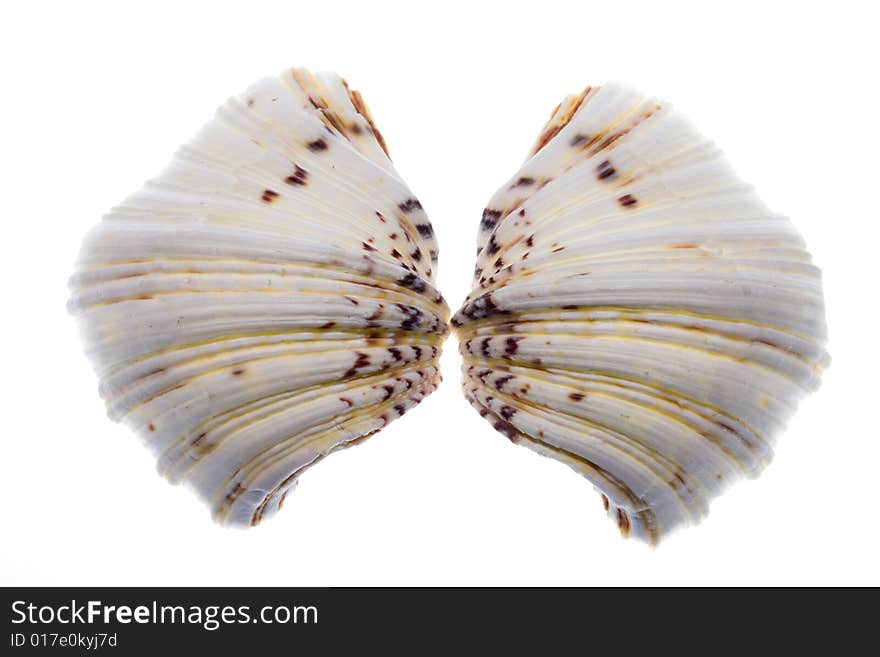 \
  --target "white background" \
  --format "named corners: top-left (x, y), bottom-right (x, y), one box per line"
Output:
top-left (1, 0), bottom-right (878, 586)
